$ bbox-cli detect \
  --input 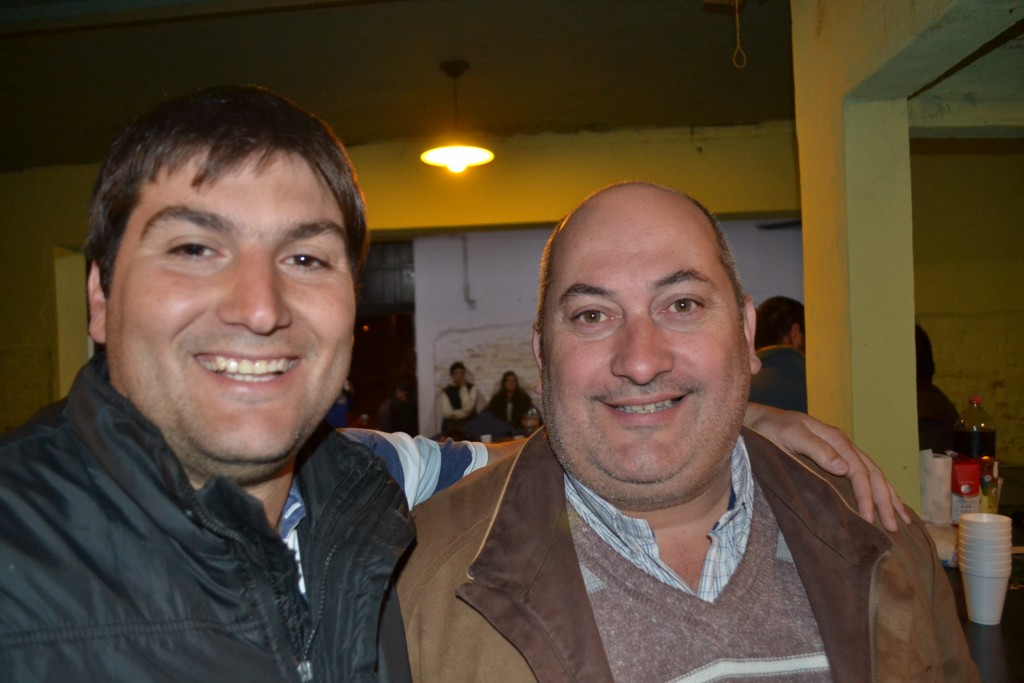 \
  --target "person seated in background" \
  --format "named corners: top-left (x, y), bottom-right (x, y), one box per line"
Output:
top-left (398, 182), bottom-right (969, 683)
top-left (749, 295), bottom-right (807, 412)
top-left (518, 405), bottom-right (543, 437)
top-left (438, 361), bottom-right (481, 439)
top-left (462, 372), bottom-right (544, 441)
top-left (325, 379), bottom-right (355, 428)
top-left (483, 370), bottom-right (537, 433)
top-left (379, 378), bottom-right (418, 436)
top-left (915, 324), bottom-right (959, 453)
